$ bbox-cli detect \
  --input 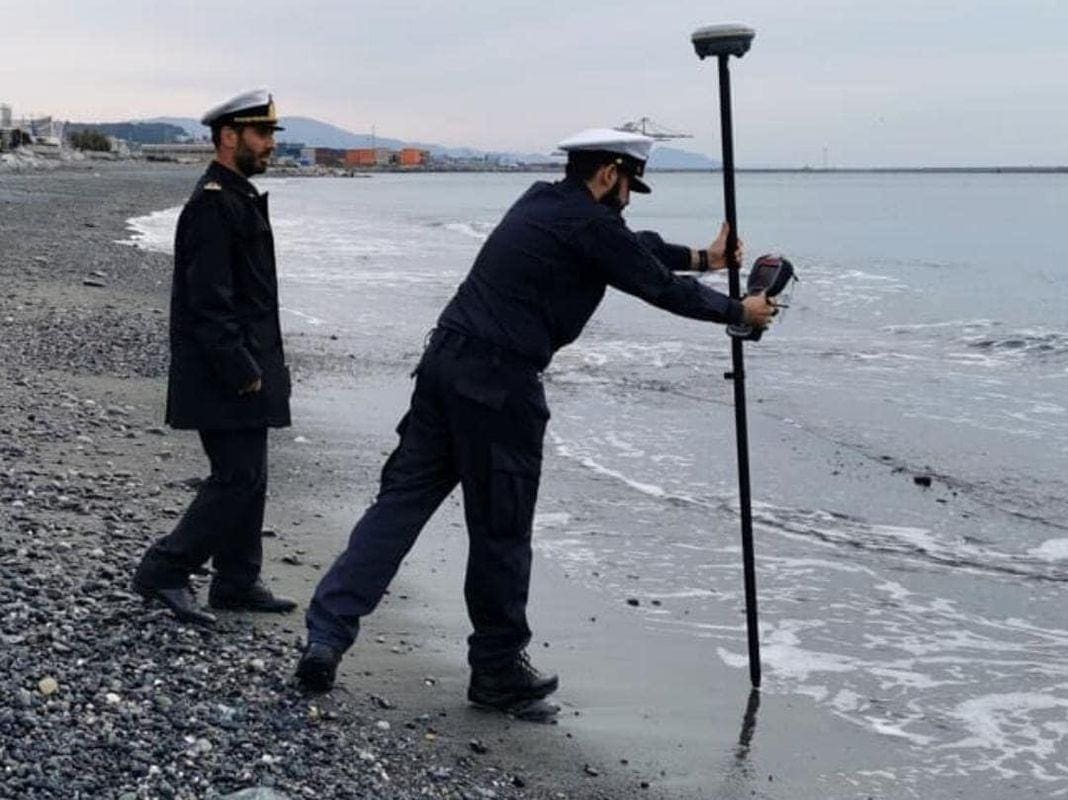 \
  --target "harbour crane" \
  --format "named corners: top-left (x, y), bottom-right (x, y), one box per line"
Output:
top-left (614, 117), bottom-right (693, 141)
